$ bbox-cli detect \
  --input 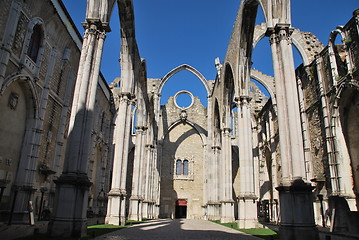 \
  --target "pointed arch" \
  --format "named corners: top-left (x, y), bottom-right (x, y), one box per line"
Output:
top-left (1, 74), bottom-right (39, 119)
top-left (159, 64), bottom-right (210, 96)
top-left (162, 118), bottom-right (207, 146)
top-left (23, 17), bottom-right (46, 73)
top-left (328, 27), bottom-right (352, 79)
top-left (250, 69), bottom-right (276, 105)
top-left (241, 0), bottom-right (268, 24)
top-left (253, 24), bottom-right (325, 66)
top-left (223, 63), bottom-right (236, 103)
